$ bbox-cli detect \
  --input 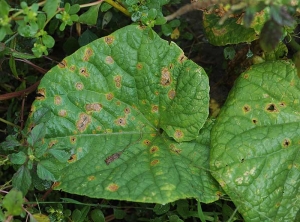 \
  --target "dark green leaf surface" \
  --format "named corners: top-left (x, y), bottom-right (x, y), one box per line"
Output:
top-left (210, 61), bottom-right (300, 221)
top-left (203, 12), bottom-right (258, 46)
top-left (26, 25), bottom-right (218, 204)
